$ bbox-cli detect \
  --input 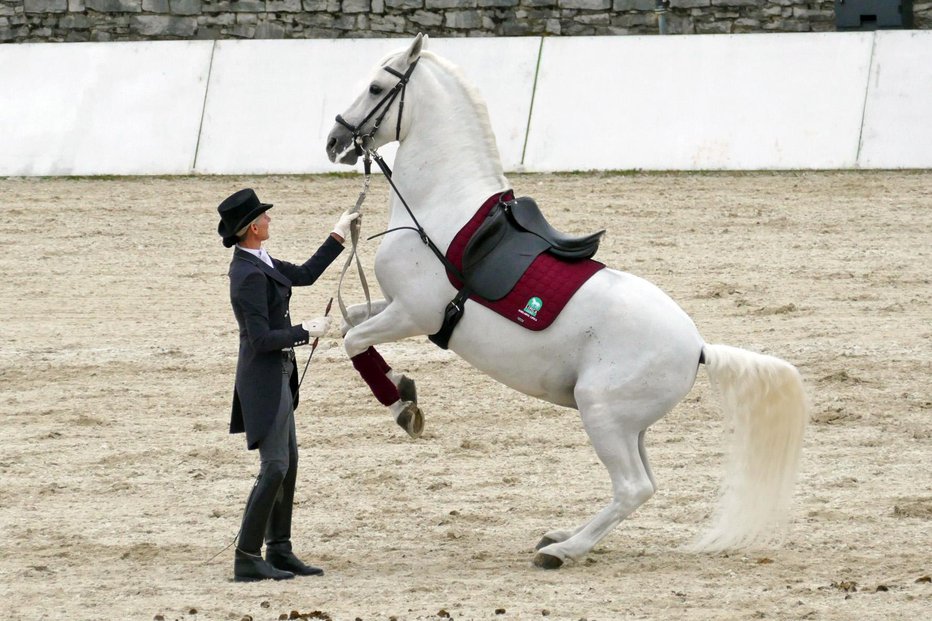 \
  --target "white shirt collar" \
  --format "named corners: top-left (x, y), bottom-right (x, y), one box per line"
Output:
top-left (237, 245), bottom-right (273, 268)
